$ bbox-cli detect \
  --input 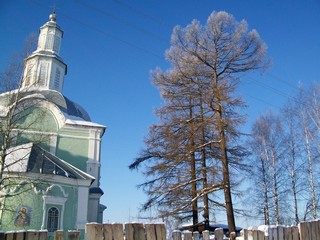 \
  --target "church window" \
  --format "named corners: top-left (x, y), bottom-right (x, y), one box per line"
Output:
top-left (54, 68), bottom-right (61, 90)
top-left (25, 66), bottom-right (32, 87)
top-left (53, 36), bottom-right (61, 53)
top-left (47, 207), bottom-right (59, 232)
top-left (45, 29), bottom-right (54, 50)
top-left (38, 33), bottom-right (46, 49)
top-left (38, 63), bottom-right (47, 86)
